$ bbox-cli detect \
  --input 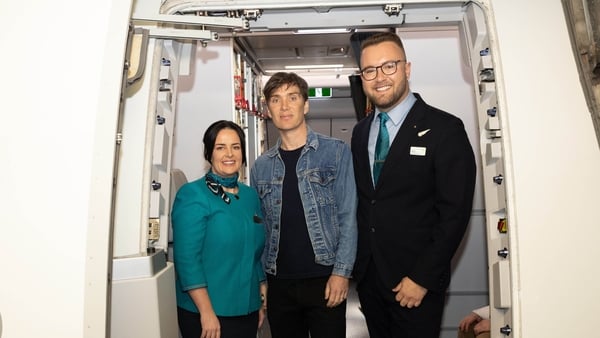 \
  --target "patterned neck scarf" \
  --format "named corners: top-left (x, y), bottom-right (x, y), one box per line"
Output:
top-left (205, 170), bottom-right (239, 204)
